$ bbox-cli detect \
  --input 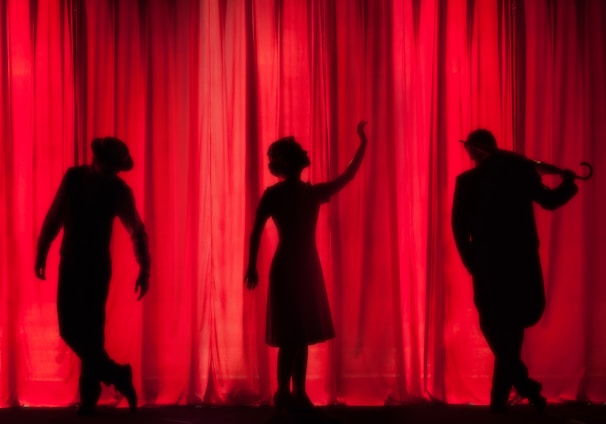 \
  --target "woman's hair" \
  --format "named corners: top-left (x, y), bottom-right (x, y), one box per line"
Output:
top-left (268, 137), bottom-right (310, 177)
